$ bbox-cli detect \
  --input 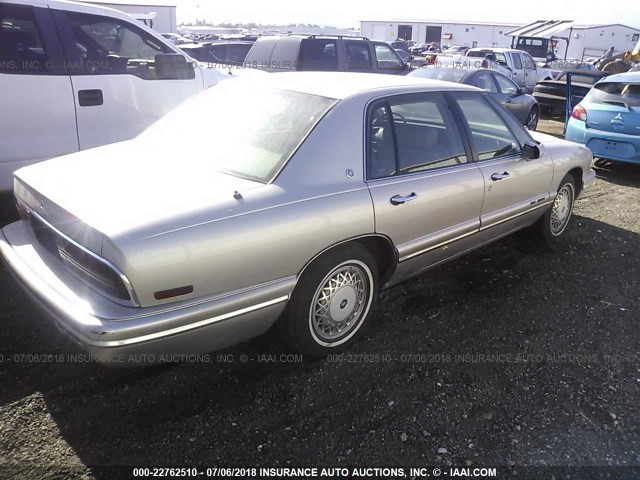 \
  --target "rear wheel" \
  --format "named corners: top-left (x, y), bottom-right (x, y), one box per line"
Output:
top-left (535, 175), bottom-right (576, 248)
top-left (525, 106), bottom-right (539, 131)
top-left (280, 245), bottom-right (378, 357)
